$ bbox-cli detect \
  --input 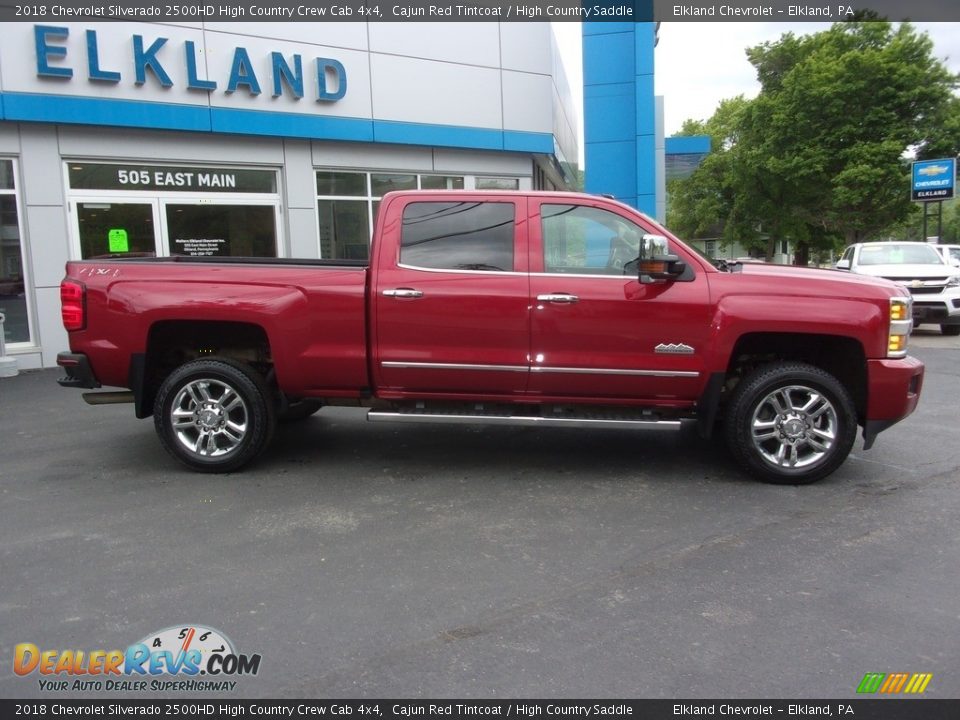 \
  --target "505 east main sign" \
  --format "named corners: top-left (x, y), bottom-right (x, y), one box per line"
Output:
top-left (33, 24), bottom-right (348, 102)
